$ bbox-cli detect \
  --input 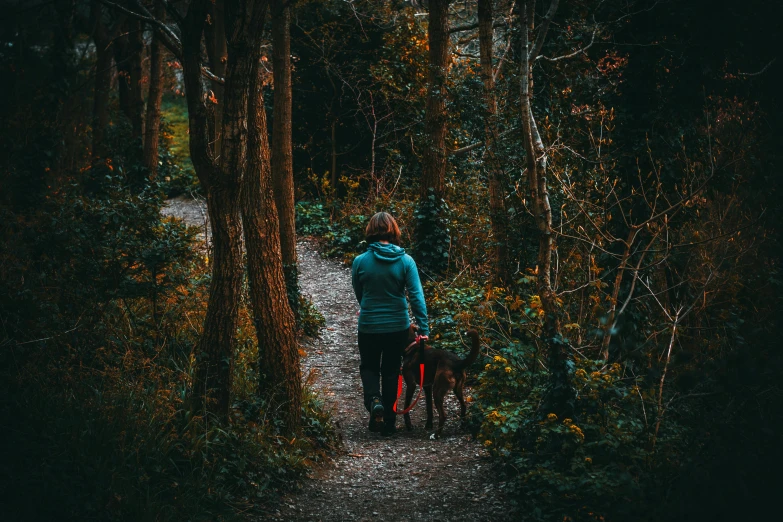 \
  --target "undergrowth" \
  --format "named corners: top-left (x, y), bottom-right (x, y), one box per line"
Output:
top-left (1, 139), bottom-right (337, 520)
top-left (298, 192), bottom-right (782, 522)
